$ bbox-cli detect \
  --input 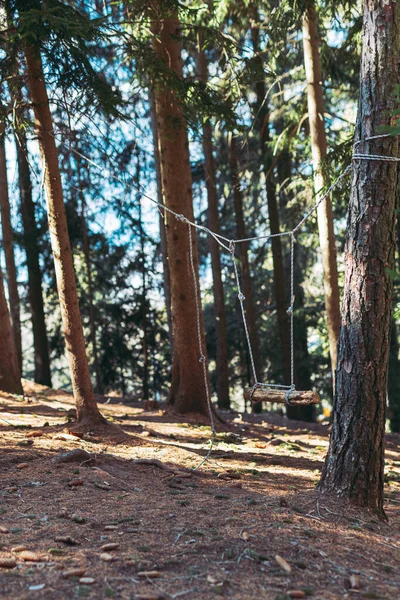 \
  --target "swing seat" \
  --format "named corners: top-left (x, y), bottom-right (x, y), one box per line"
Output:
top-left (244, 387), bottom-right (320, 406)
